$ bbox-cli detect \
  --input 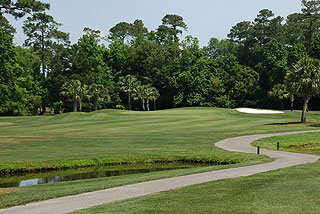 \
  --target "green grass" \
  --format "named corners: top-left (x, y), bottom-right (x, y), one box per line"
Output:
top-left (1, 107), bottom-right (320, 209)
top-left (0, 107), bottom-right (318, 173)
top-left (70, 113), bottom-right (320, 214)
top-left (72, 161), bottom-right (320, 214)
top-left (254, 132), bottom-right (320, 155)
